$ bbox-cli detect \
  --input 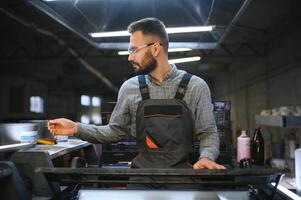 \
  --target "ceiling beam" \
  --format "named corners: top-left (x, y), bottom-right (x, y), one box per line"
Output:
top-left (0, 7), bottom-right (118, 93)
top-left (216, 0), bottom-right (252, 48)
